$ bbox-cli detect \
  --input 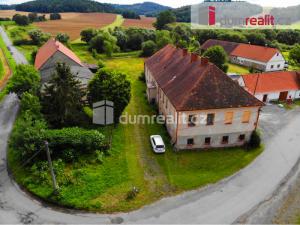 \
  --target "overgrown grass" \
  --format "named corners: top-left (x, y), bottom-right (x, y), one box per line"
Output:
top-left (0, 33), bottom-right (16, 101)
top-left (228, 63), bottom-right (250, 75)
